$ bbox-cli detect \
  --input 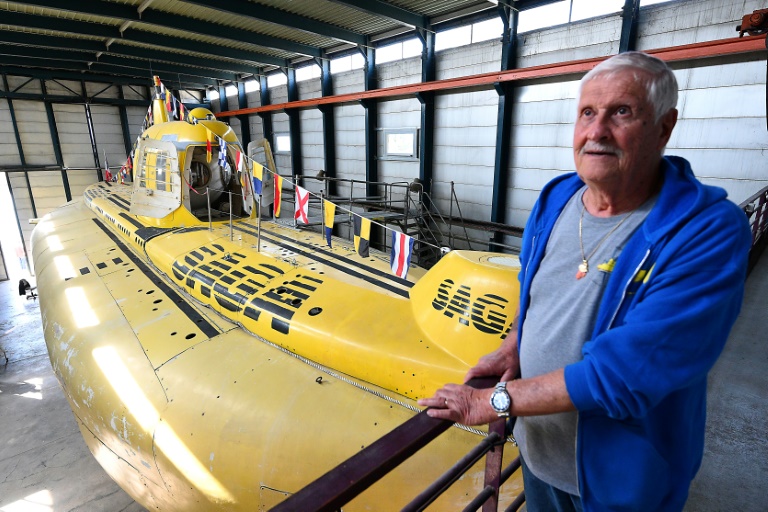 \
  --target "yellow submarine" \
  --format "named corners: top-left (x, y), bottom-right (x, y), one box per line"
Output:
top-left (31, 78), bottom-right (524, 510)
